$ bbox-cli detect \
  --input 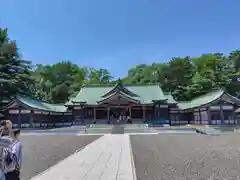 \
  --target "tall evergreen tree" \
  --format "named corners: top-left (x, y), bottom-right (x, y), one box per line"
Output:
top-left (0, 28), bottom-right (33, 100)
